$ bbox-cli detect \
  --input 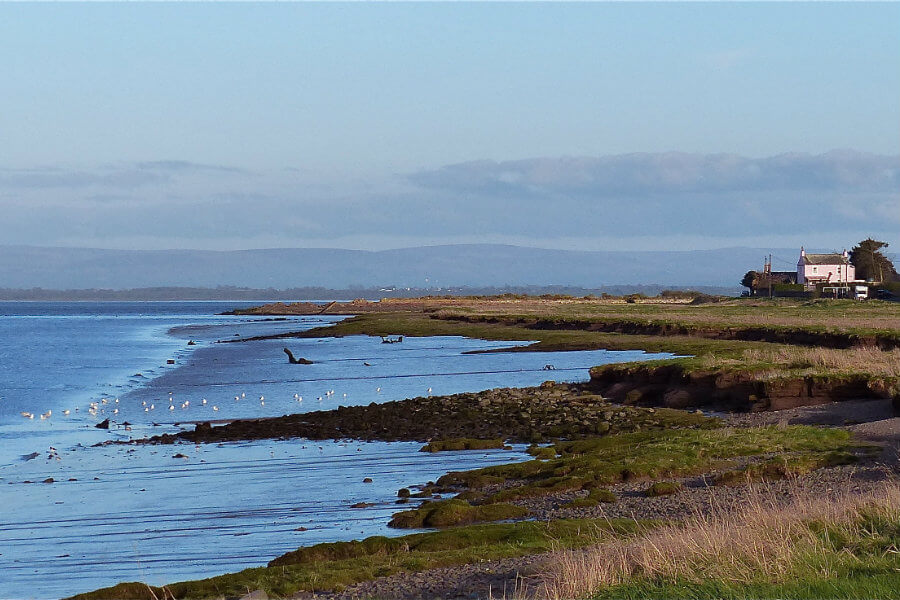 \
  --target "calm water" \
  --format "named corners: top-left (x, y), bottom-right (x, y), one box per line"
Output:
top-left (0, 302), bottom-right (672, 599)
